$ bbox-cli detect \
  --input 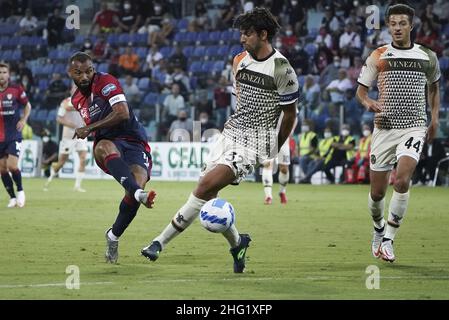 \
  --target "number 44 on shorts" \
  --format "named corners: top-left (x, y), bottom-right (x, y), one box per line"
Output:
top-left (404, 137), bottom-right (421, 153)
